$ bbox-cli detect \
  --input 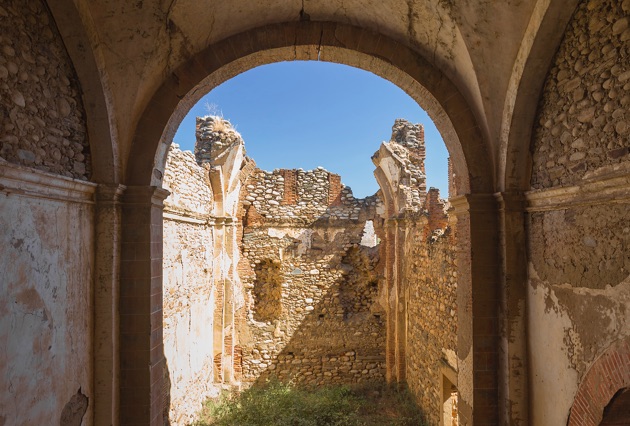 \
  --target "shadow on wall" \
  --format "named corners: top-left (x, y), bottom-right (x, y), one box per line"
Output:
top-left (237, 198), bottom-right (388, 388)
